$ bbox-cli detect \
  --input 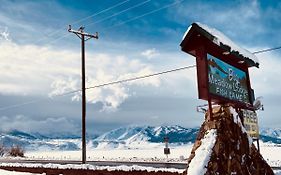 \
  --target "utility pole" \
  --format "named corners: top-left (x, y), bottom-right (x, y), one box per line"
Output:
top-left (68, 25), bottom-right (98, 164)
